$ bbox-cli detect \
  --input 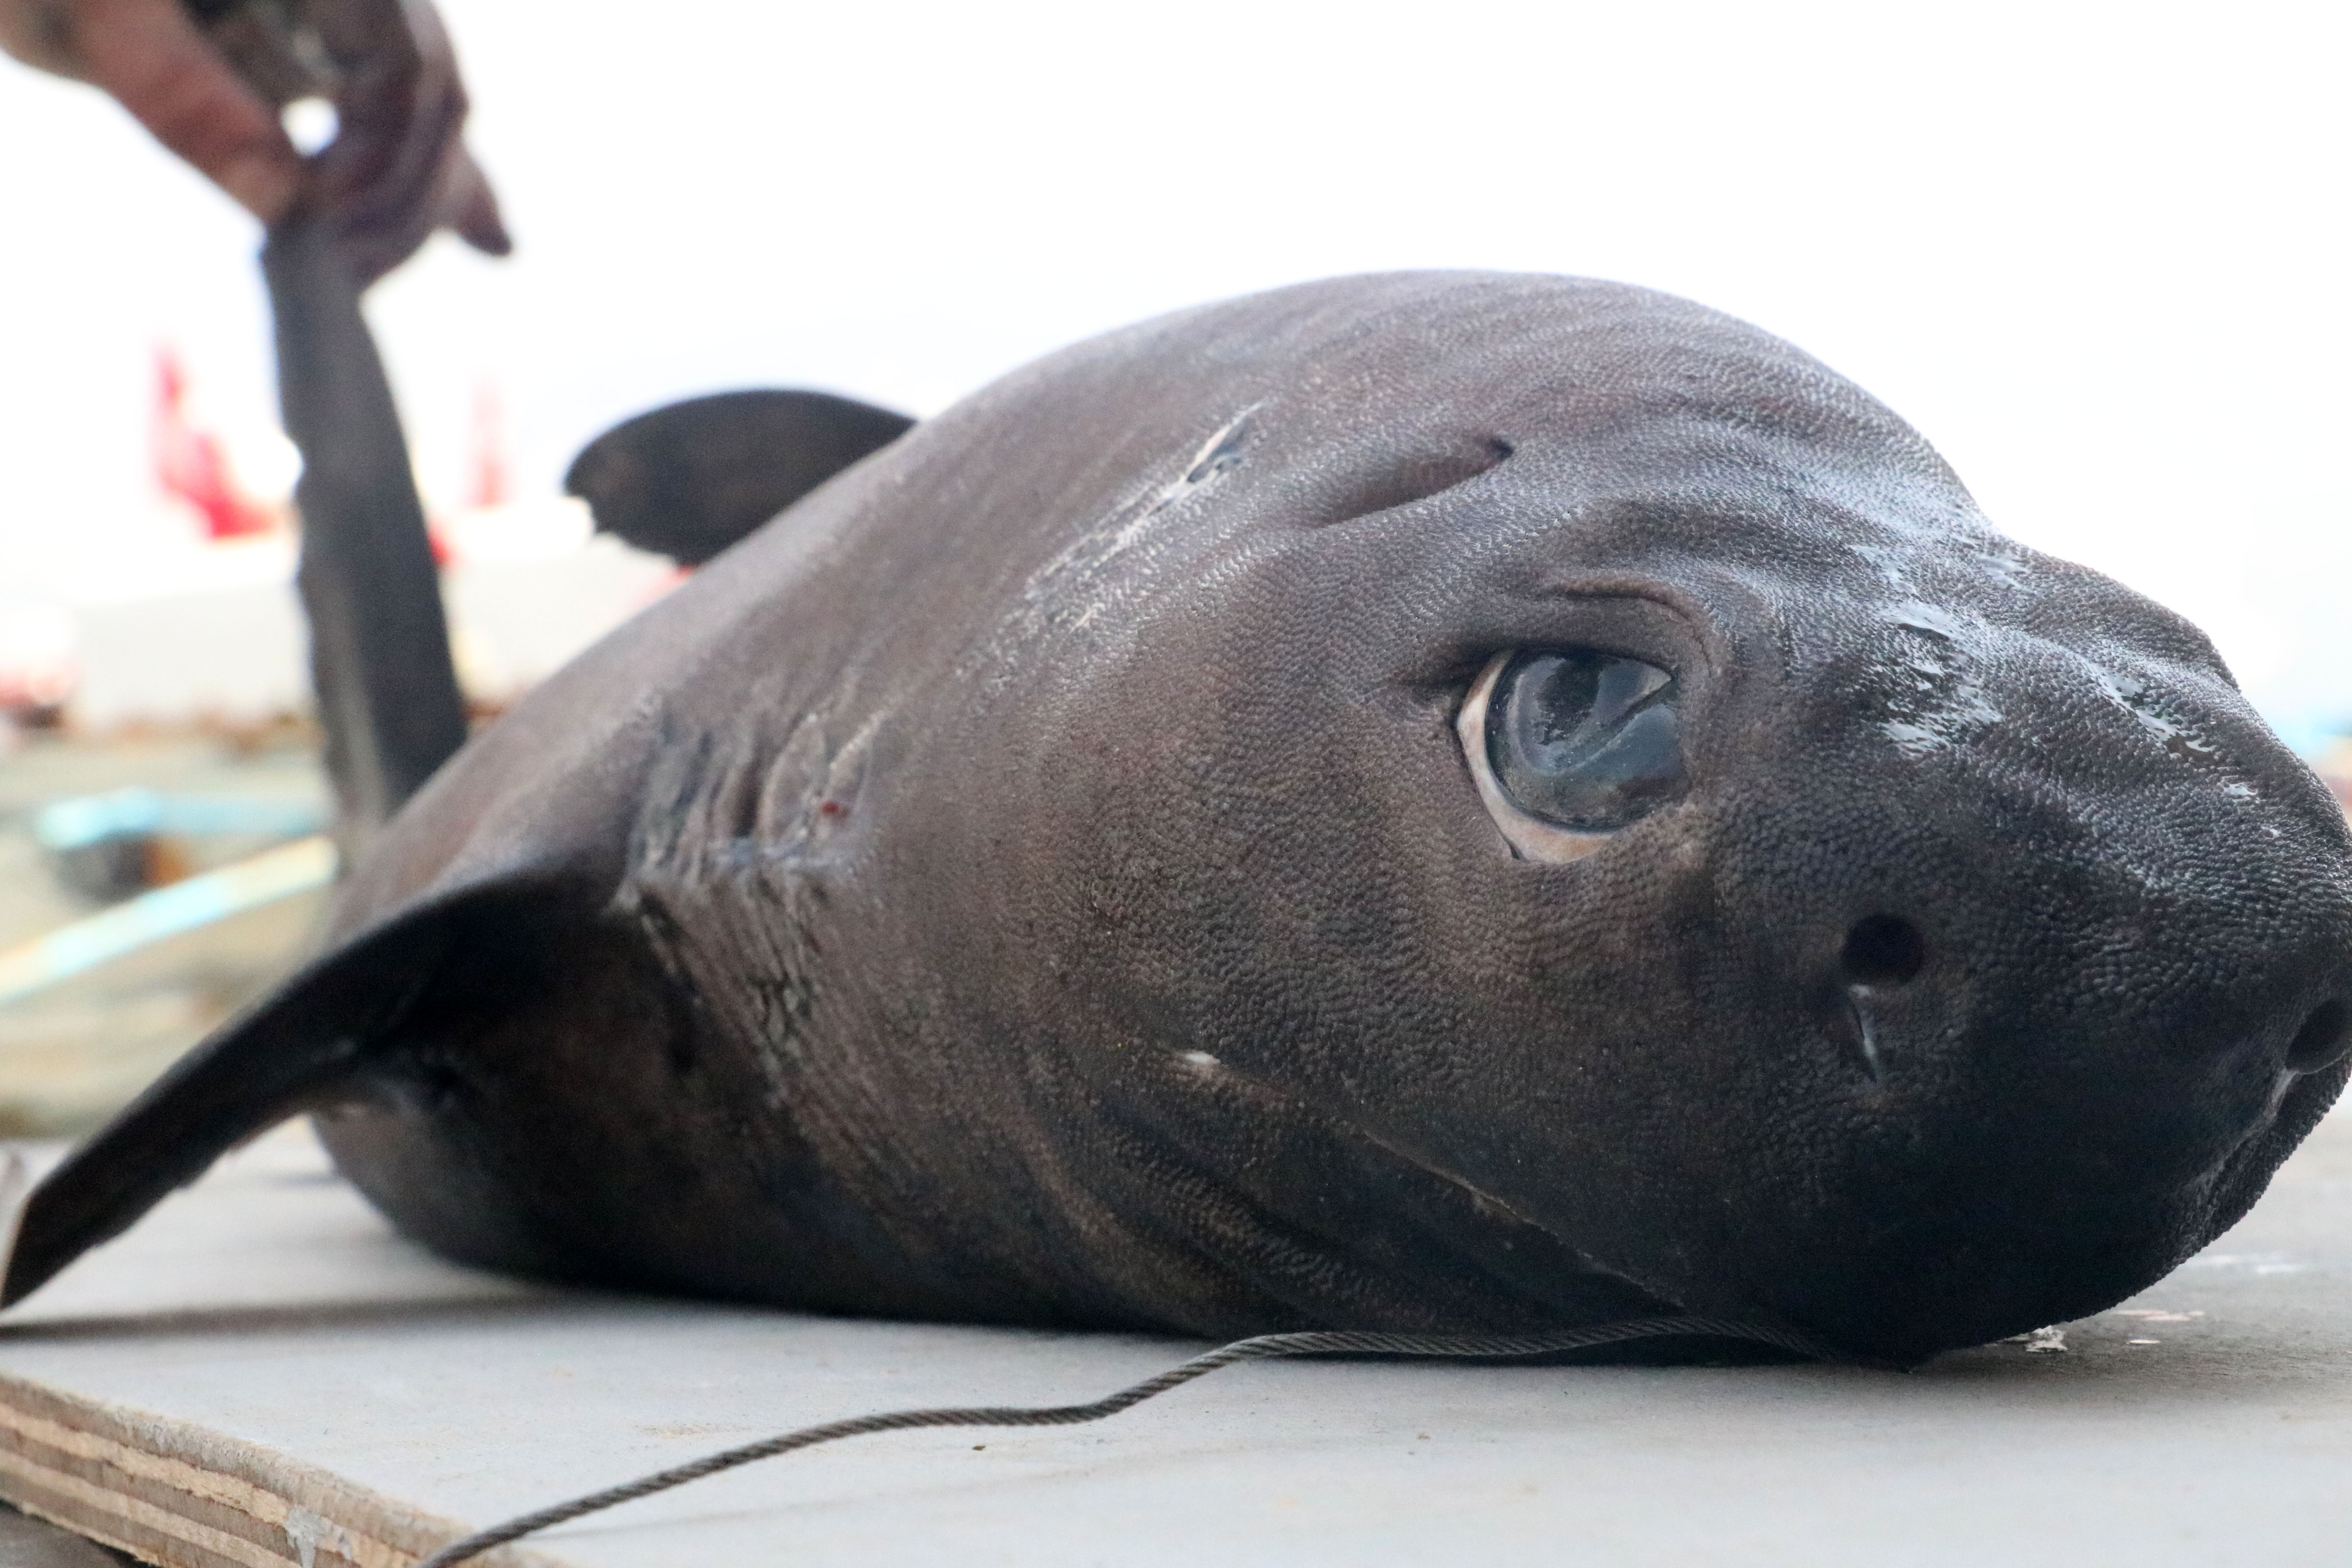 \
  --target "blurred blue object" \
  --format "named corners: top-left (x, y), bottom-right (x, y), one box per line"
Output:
top-left (31, 788), bottom-right (324, 852)
top-left (0, 836), bottom-right (336, 1007)
top-left (30, 788), bottom-right (327, 904)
